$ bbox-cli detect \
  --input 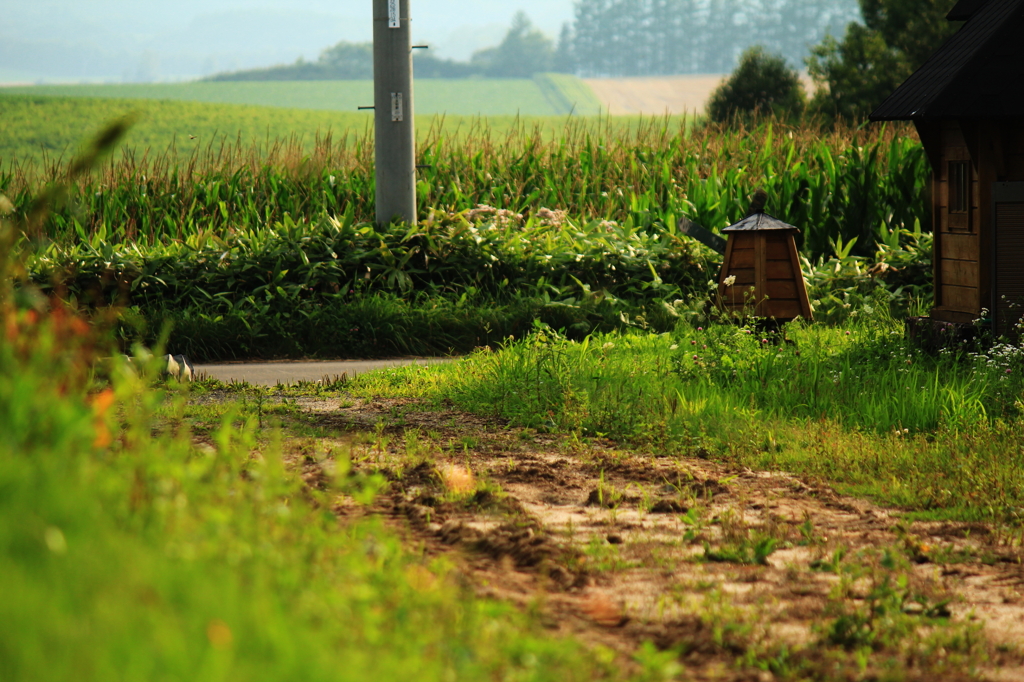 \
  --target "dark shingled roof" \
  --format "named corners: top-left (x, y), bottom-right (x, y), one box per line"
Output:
top-left (947, 0), bottom-right (992, 20)
top-left (870, 0), bottom-right (1024, 120)
top-left (722, 212), bottom-right (798, 232)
